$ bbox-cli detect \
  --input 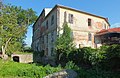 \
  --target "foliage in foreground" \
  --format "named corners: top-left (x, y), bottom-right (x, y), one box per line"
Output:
top-left (0, 44), bottom-right (120, 78)
top-left (77, 67), bottom-right (120, 78)
top-left (64, 60), bottom-right (120, 78)
top-left (56, 44), bottom-right (120, 78)
top-left (56, 44), bottom-right (120, 70)
top-left (0, 60), bottom-right (61, 78)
